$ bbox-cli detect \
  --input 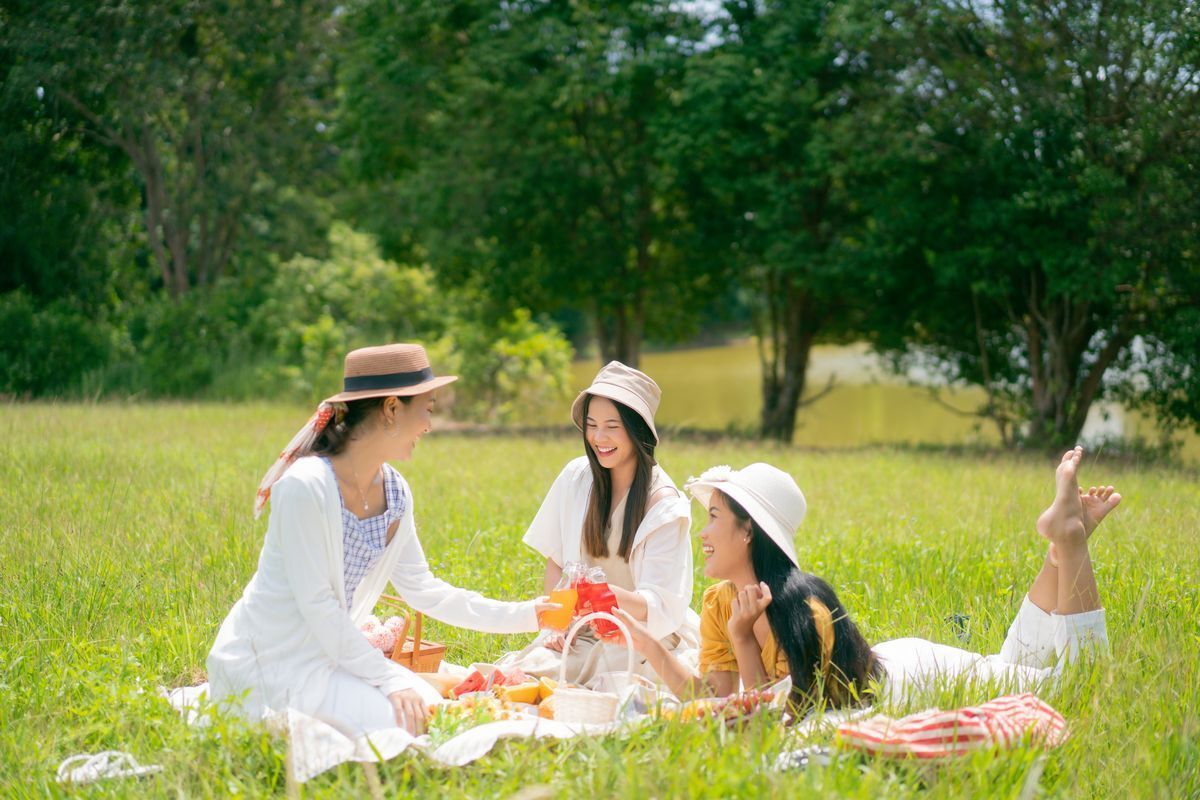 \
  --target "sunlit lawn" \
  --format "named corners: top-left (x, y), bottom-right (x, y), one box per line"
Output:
top-left (2, 403), bottom-right (1197, 797)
